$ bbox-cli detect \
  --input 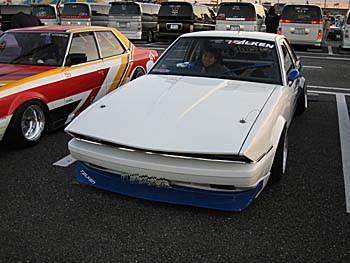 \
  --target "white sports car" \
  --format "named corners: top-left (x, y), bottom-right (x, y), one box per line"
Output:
top-left (65, 31), bottom-right (307, 211)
